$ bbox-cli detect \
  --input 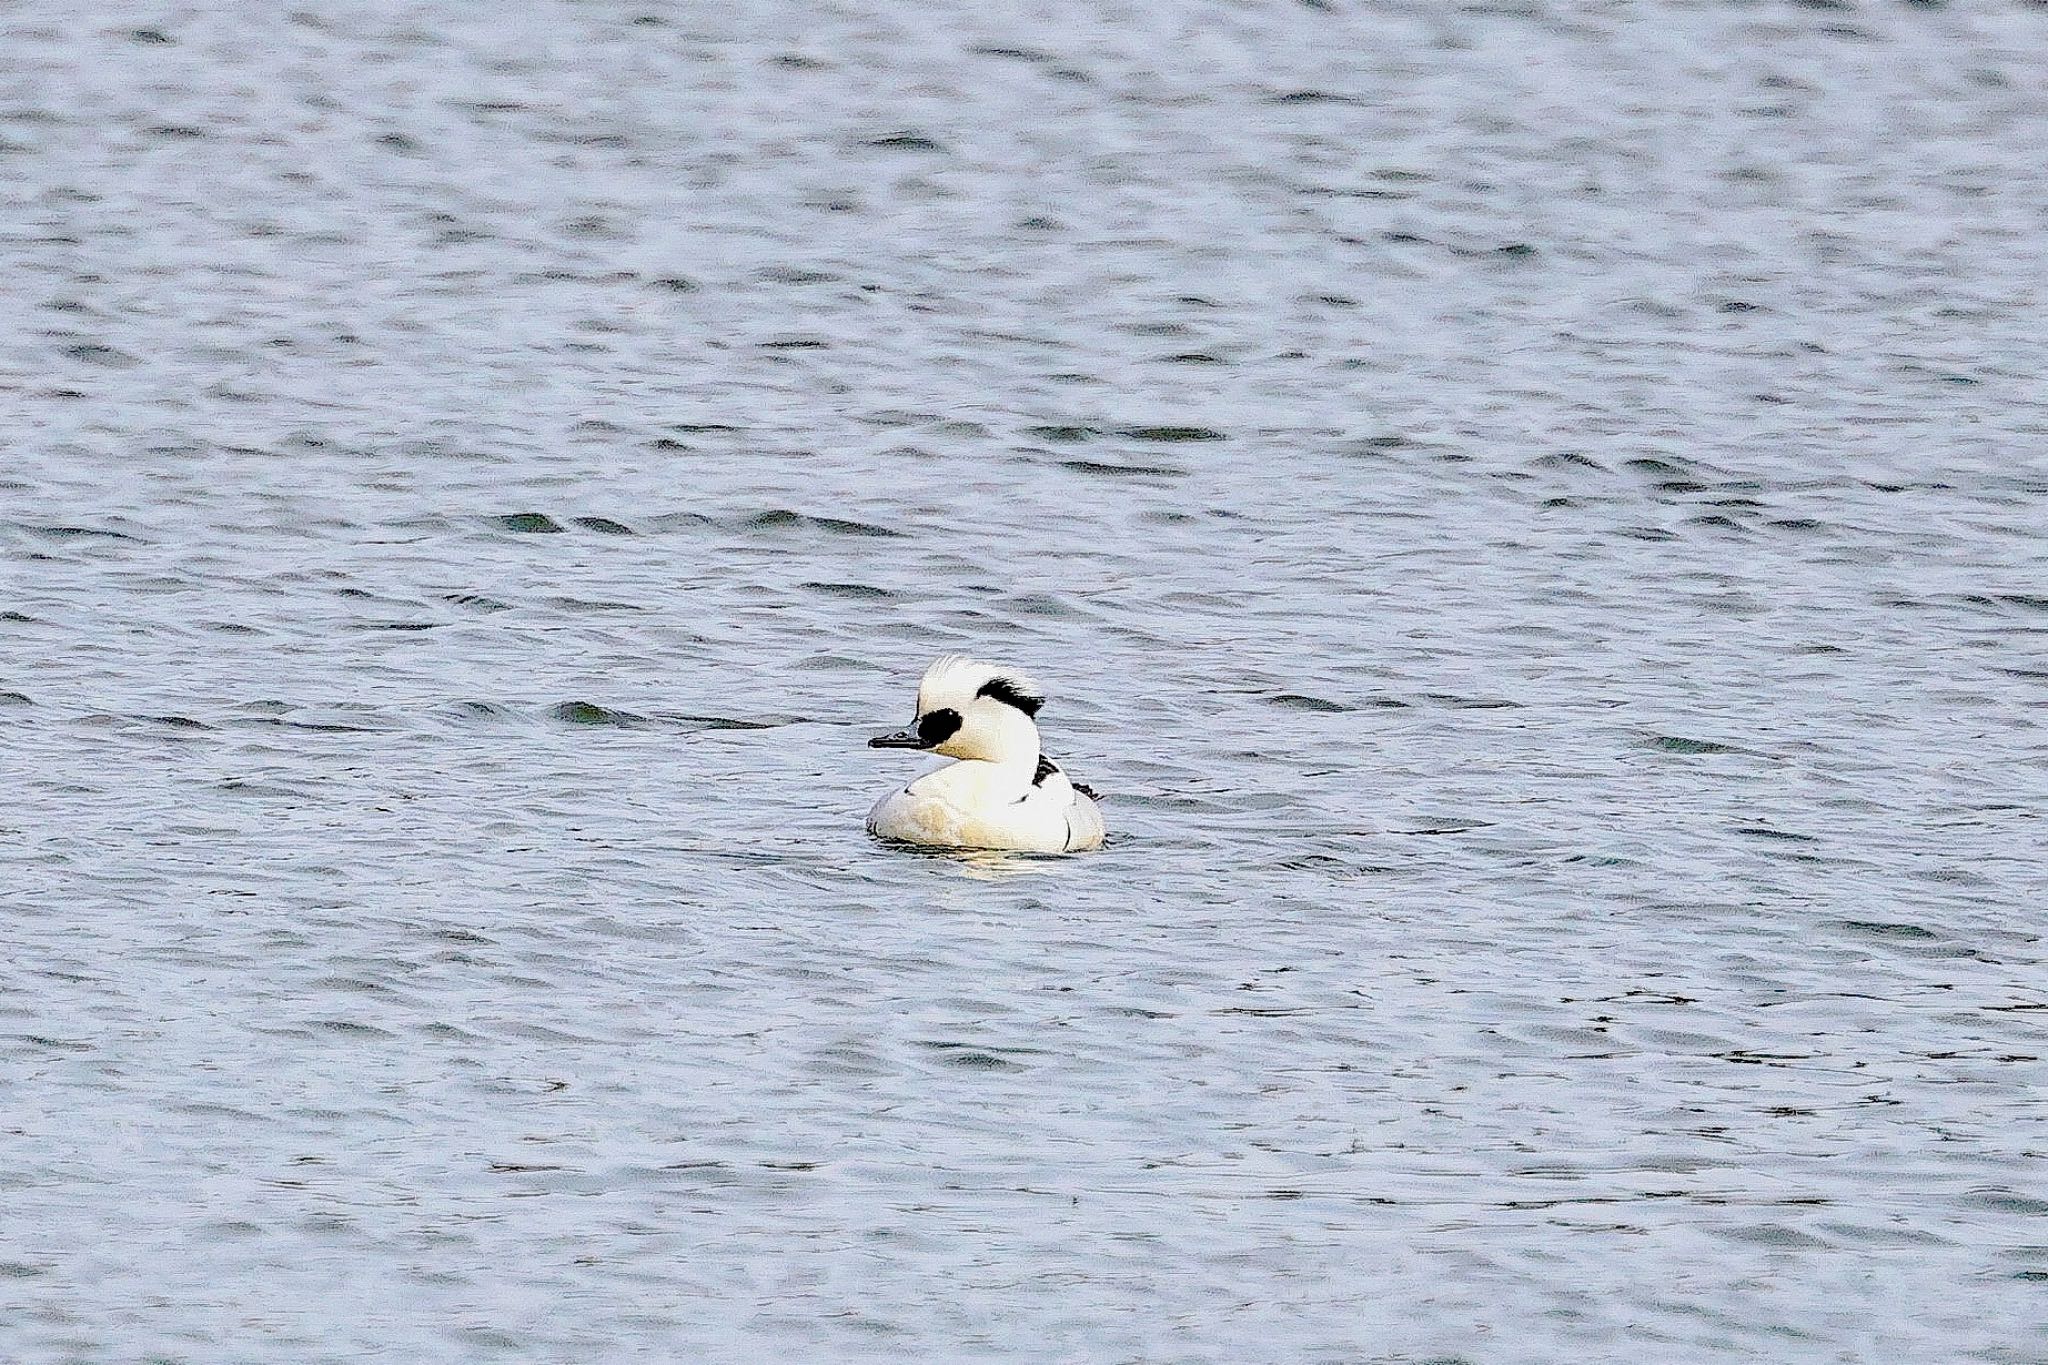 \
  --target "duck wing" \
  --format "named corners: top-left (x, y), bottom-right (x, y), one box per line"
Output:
top-left (1034, 753), bottom-right (1101, 800)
